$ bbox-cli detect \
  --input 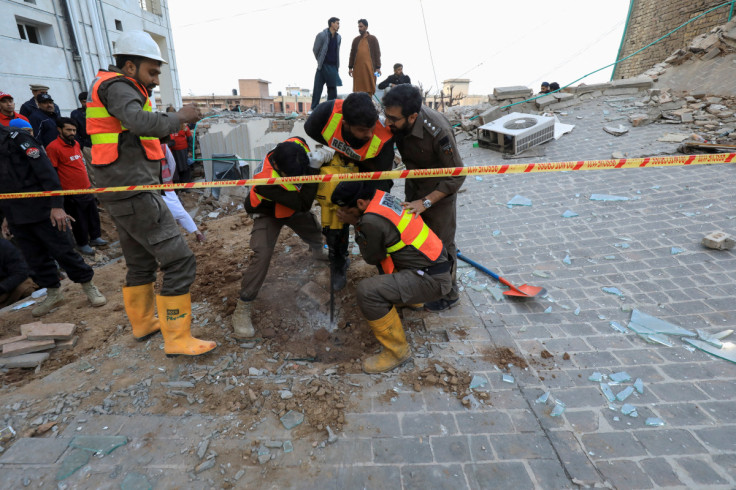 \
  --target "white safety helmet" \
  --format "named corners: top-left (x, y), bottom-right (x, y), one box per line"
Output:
top-left (113, 30), bottom-right (167, 64)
